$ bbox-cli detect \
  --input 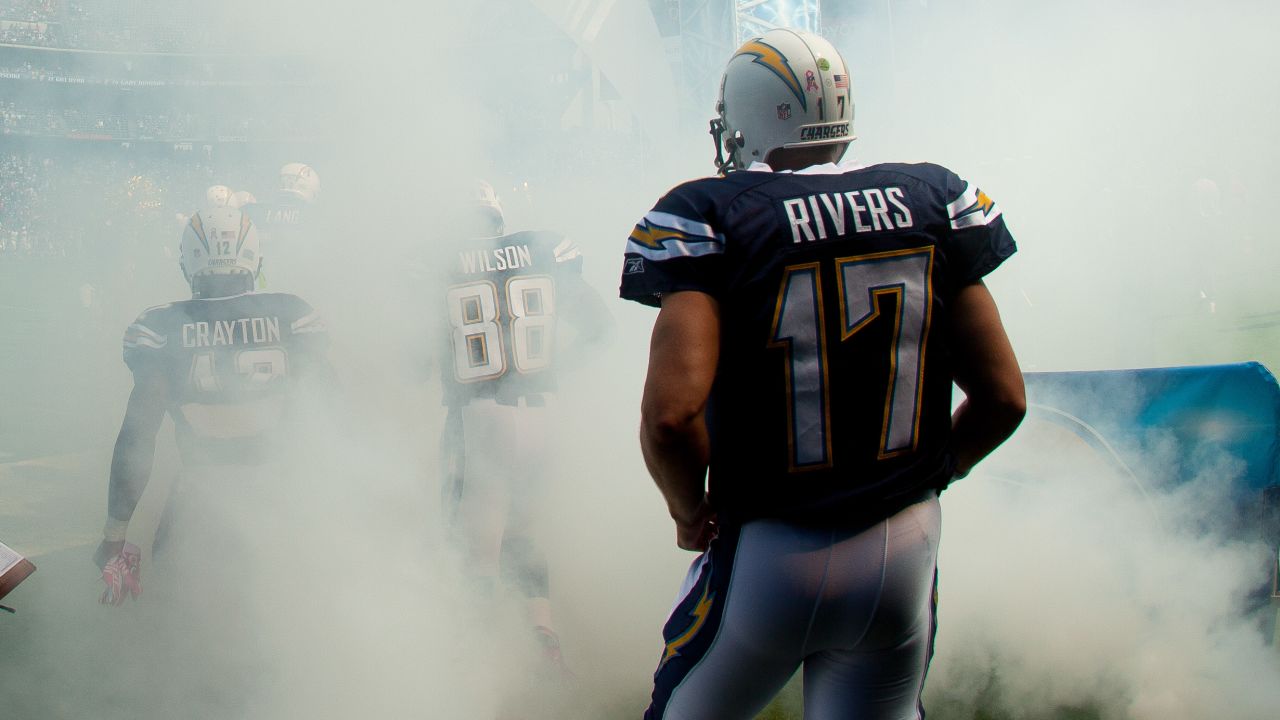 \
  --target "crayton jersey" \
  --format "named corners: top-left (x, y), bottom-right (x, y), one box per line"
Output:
top-left (123, 292), bottom-right (327, 466)
top-left (439, 230), bottom-right (585, 407)
top-left (620, 160), bottom-right (1017, 522)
